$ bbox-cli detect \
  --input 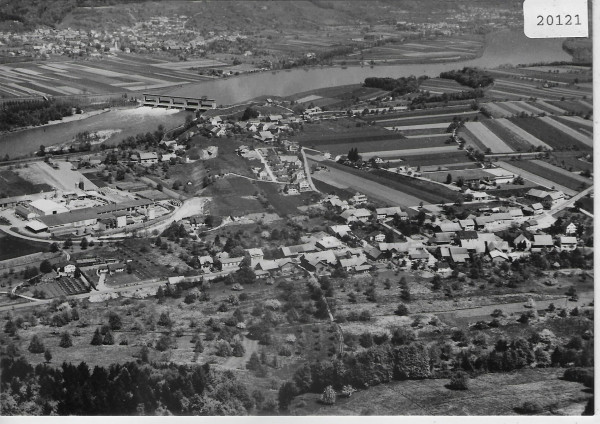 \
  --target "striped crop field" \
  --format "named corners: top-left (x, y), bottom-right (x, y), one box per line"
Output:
top-left (482, 120), bottom-right (534, 152)
top-left (538, 116), bottom-right (593, 148)
top-left (384, 122), bottom-right (449, 131)
top-left (496, 161), bottom-right (577, 196)
top-left (535, 100), bottom-right (566, 114)
top-left (554, 116), bottom-right (593, 136)
top-left (462, 121), bottom-right (514, 153)
top-left (494, 118), bottom-right (551, 150)
top-left (509, 117), bottom-right (591, 151)
top-left (508, 160), bottom-right (590, 192)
